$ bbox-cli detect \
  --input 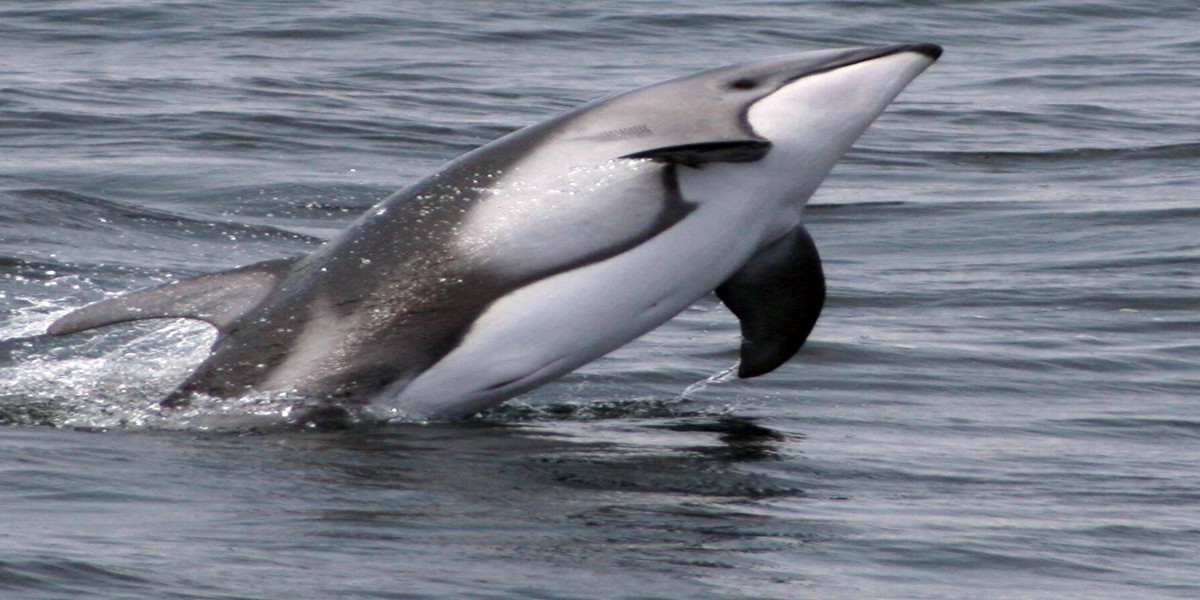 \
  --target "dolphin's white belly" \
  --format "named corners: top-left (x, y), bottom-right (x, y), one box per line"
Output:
top-left (381, 164), bottom-right (797, 419)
